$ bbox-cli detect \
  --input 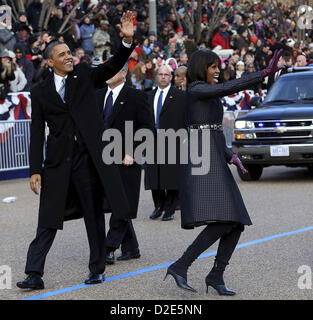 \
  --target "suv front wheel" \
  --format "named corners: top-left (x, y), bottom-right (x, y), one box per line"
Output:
top-left (237, 164), bottom-right (263, 181)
